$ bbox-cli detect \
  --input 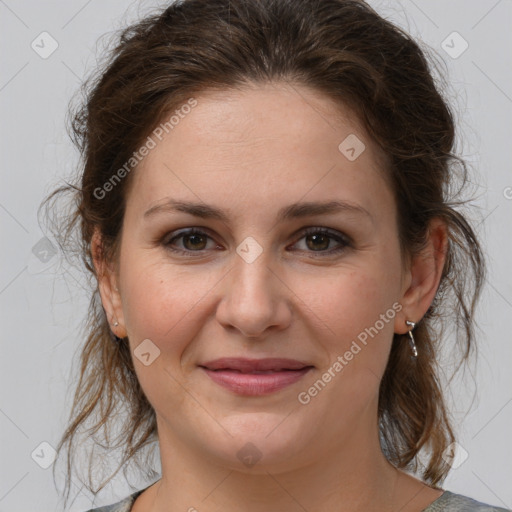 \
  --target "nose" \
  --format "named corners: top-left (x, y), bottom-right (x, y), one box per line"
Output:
top-left (215, 245), bottom-right (292, 340)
